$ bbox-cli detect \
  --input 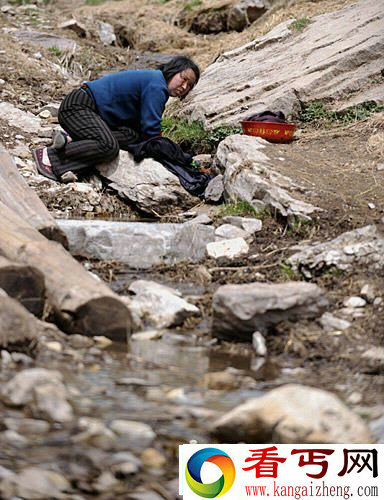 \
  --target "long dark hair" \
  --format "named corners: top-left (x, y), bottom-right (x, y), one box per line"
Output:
top-left (158, 56), bottom-right (200, 85)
